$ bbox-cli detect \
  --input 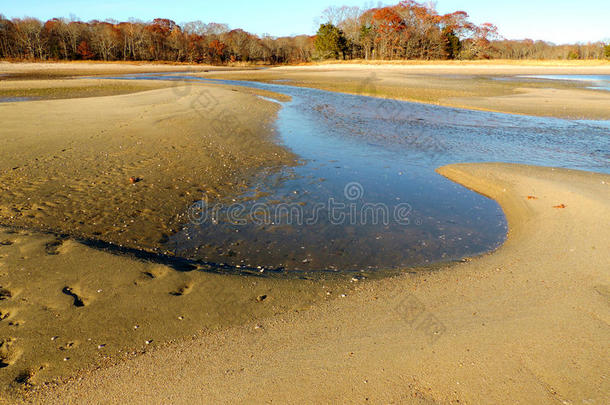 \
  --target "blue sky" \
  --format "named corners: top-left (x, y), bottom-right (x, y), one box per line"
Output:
top-left (2, 0), bottom-right (608, 44)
